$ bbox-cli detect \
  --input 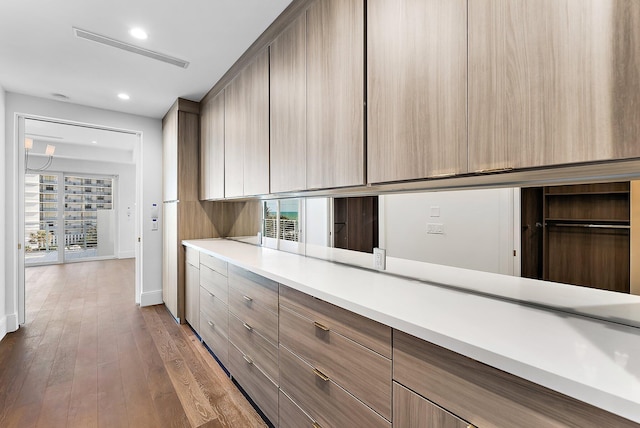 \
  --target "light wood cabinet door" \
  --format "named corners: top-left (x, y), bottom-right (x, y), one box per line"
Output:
top-left (367, 0), bottom-right (467, 183)
top-left (469, 0), bottom-right (640, 172)
top-left (185, 258), bottom-right (199, 330)
top-left (200, 90), bottom-right (225, 200)
top-left (306, 0), bottom-right (365, 189)
top-left (225, 49), bottom-right (270, 197)
top-left (162, 108), bottom-right (178, 201)
top-left (270, 13), bottom-right (307, 193)
top-left (393, 382), bottom-right (471, 428)
top-left (162, 202), bottom-right (178, 319)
